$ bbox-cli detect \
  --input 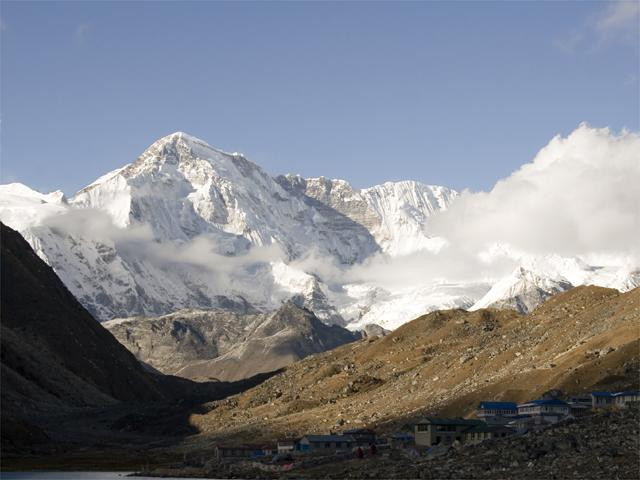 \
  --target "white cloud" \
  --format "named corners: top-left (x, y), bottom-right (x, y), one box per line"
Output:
top-left (42, 208), bottom-right (286, 280)
top-left (427, 124), bottom-right (640, 264)
top-left (596, 0), bottom-right (640, 34)
top-left (556, 0), bottom-right (639, 53)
